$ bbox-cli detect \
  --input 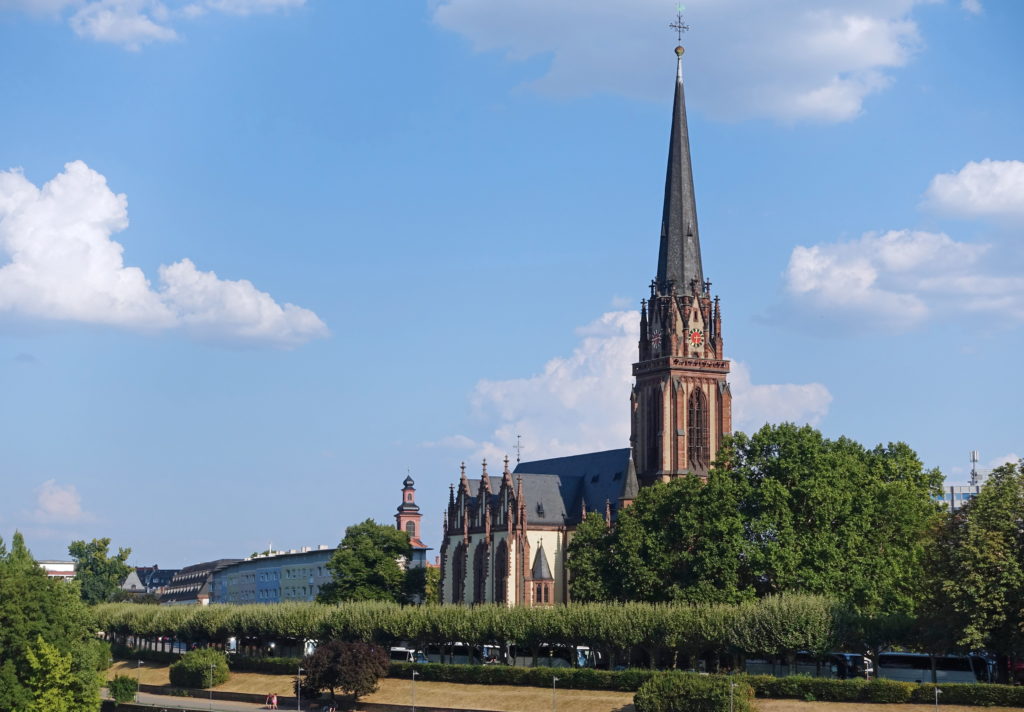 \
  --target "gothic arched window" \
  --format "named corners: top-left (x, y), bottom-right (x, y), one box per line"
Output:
top-left (472, 543), bottom-right (488, 604)
top-left (451, 543), bottom-right (466, 604)
top-left (493, 540), bottom-right (508, 604)
top-left (687, 387), bottom-right (709, 470)
top-left (645, 387), bottom-right (662, 473)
